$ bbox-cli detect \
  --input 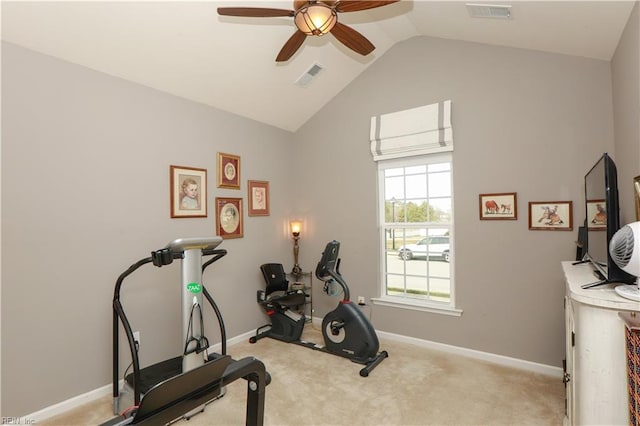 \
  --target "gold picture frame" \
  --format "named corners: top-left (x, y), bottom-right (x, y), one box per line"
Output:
top-left (248, 180), bottom-right (270, 216)
top-left (170, 165), bottom-right (207, 218)
top-left (215, 197), bottom-right (243, 239)
top-left (217, 152), bottom-right (240, 189)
